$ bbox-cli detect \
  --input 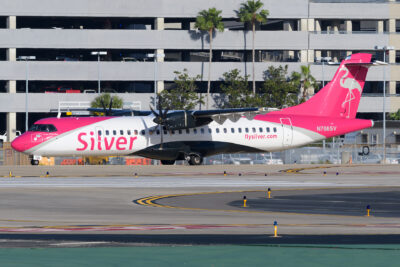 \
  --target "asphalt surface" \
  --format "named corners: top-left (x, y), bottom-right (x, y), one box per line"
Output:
top-left (154, 188), bottom-right (400, 217)
top-left (0, 164), bottom-right (399, 247)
